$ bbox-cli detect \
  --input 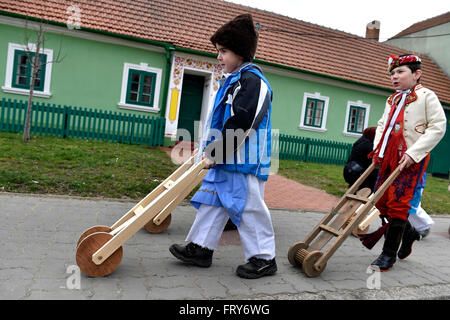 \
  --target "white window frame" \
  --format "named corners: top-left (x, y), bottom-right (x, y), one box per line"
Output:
top-left (343, 100), bottom-right (370, 137)
top-left (299, 92), bottom-right (329, 132)
top-left (2, 42), bottom-right (53, 98)
top-left (118, 62), bottom-right (162, 113)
